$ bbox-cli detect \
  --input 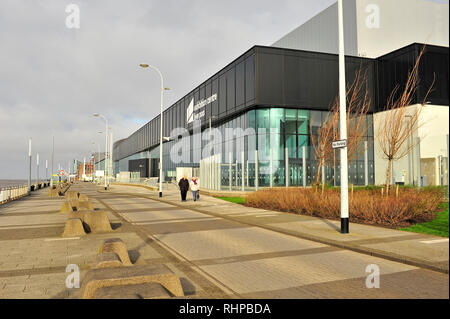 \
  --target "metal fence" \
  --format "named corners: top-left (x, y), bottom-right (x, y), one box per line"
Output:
top-left (0, 185), bottom-right (28, 204)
